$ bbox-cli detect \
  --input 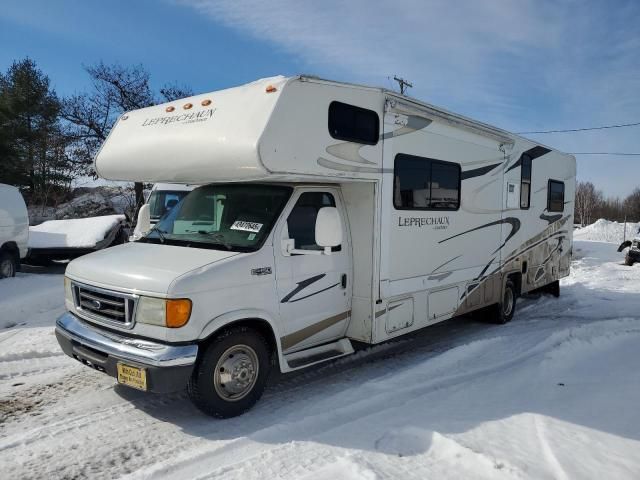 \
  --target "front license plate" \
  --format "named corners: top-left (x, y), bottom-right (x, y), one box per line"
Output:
top-left (117, 363), bottom-right (147, 391)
